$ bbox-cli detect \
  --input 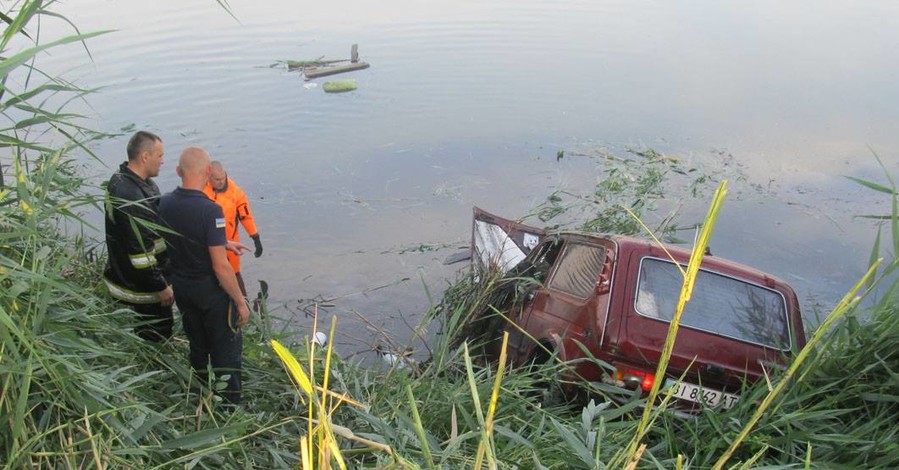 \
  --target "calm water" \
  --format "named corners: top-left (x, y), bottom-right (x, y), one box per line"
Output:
top-left (34, 0), bottom-right (899, 351)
